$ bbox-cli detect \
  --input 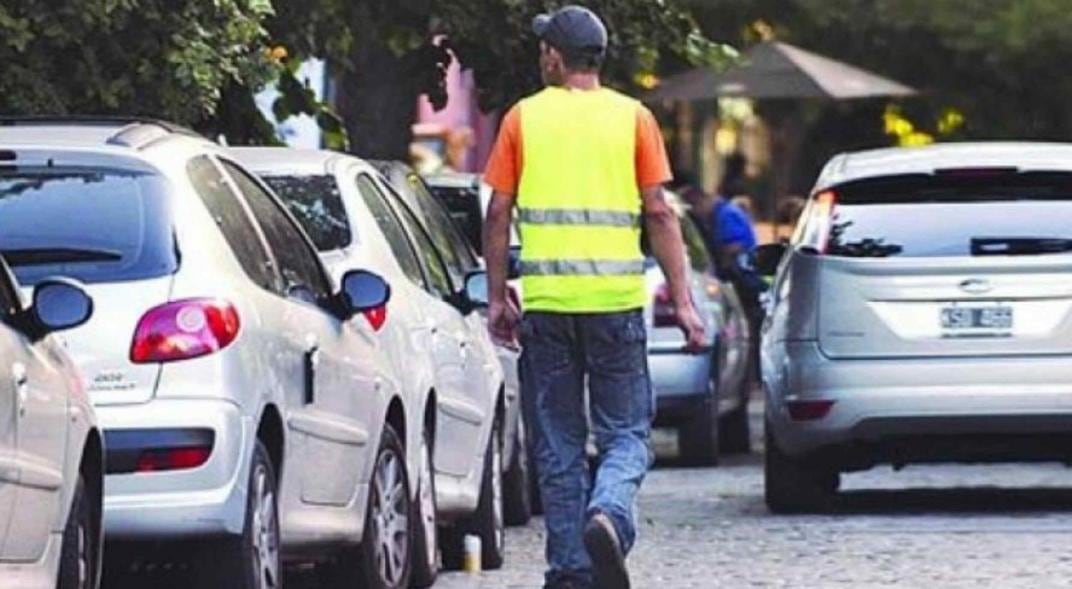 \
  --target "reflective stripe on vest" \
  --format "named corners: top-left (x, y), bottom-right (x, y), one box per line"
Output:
top-left (516, 87), bottom-right (646, 313)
